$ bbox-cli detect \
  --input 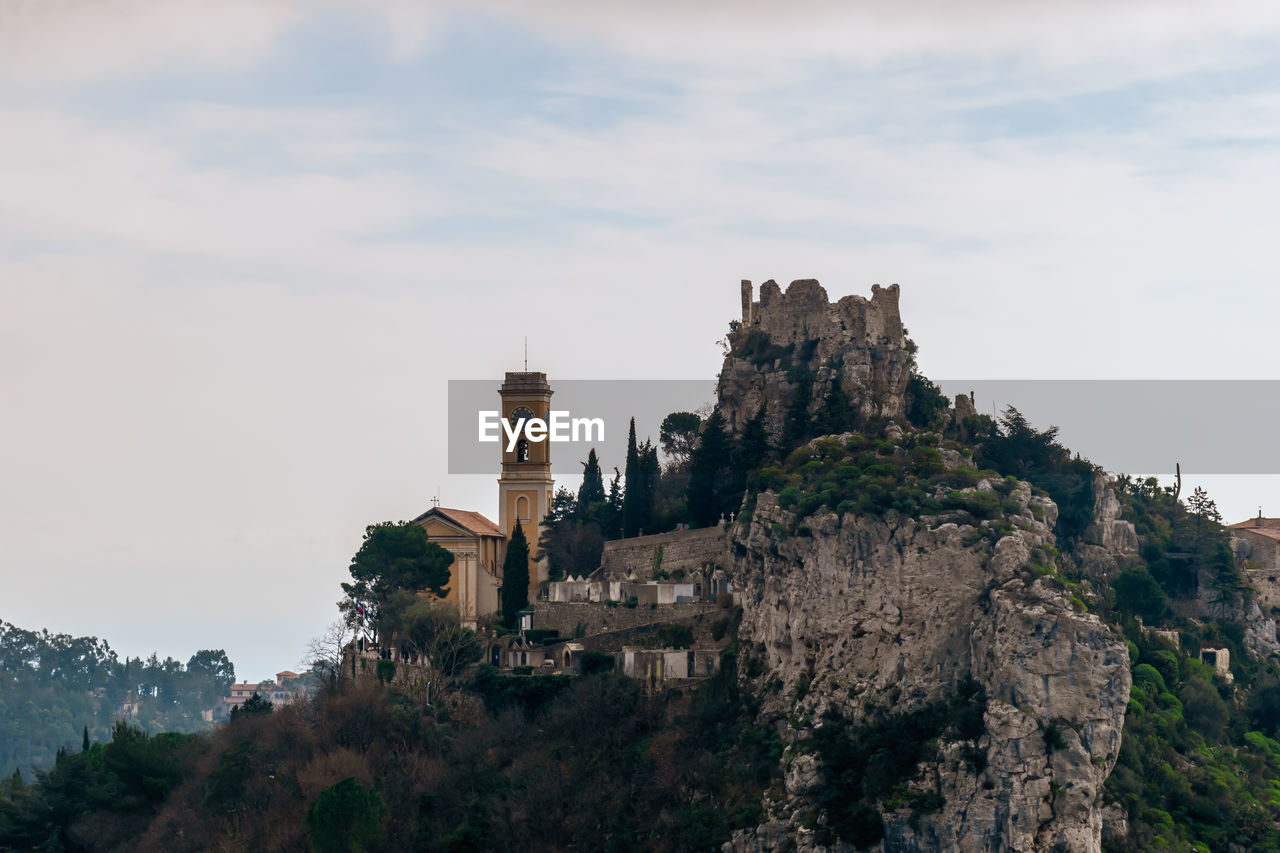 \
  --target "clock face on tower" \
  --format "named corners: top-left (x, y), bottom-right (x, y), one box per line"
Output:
top-left (509, 406), bottom-right (534, 427)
